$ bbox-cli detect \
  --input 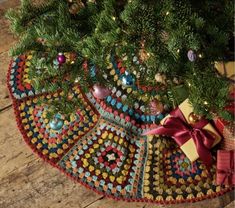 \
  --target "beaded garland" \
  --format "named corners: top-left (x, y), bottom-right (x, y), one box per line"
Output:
top-left (7, 55), bottom-right (233, 204)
